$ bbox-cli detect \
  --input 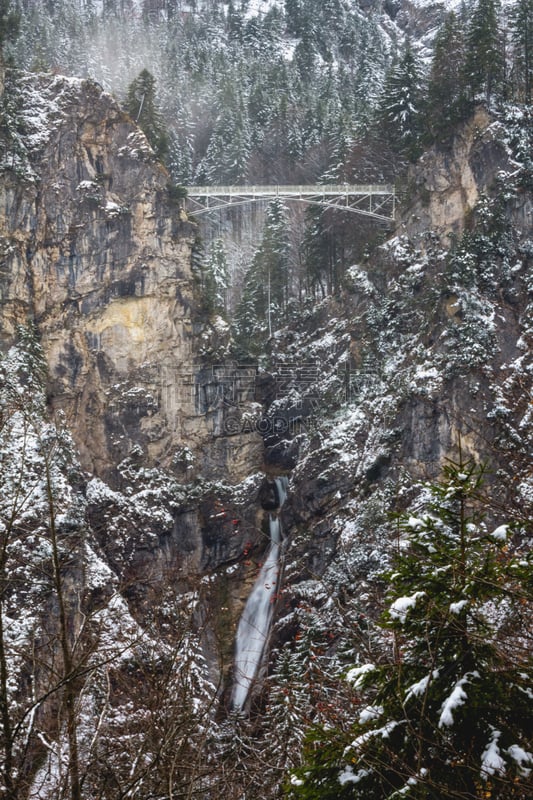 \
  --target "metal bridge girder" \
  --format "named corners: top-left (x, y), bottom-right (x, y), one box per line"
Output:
top-left (185, 184), bottom-right (396, 222)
